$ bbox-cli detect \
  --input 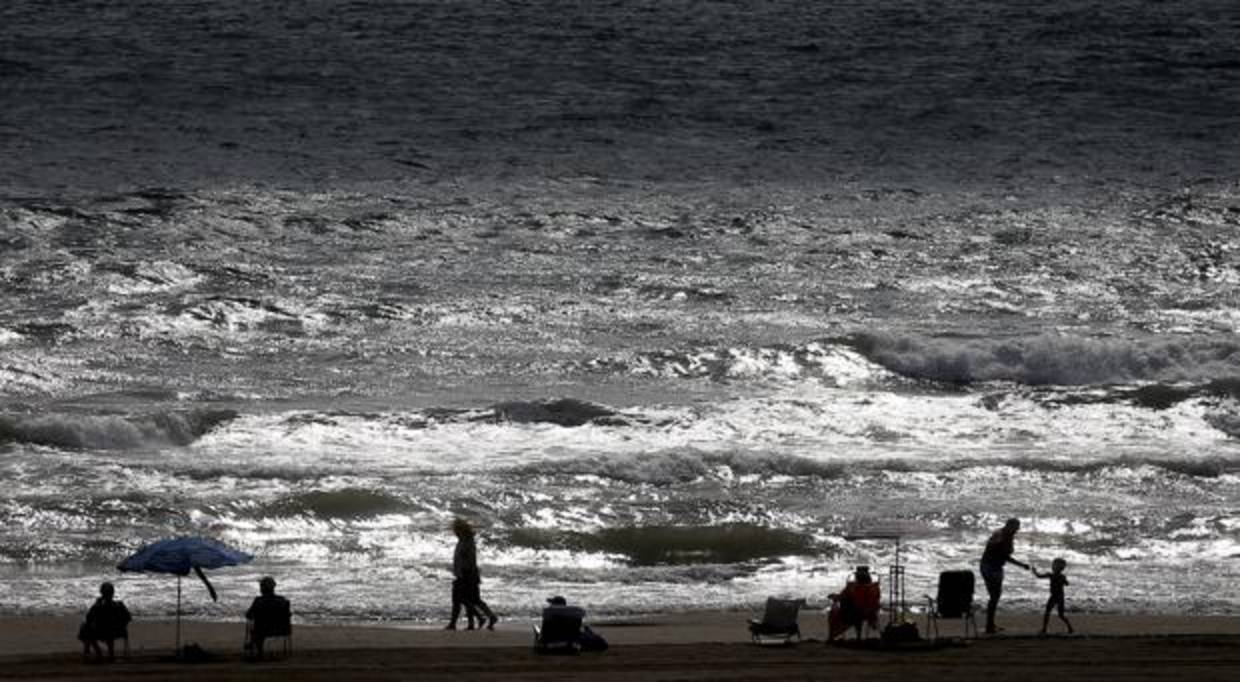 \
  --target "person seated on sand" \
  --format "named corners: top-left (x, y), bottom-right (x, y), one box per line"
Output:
top-left (78, 581), bottom-right (132, 662)
top-left (828, 565), bottom-right (881, 640)
top-left (245, 576), bottom-right (291, 658)
top-left (1032, 558), bottom-right (1074, 635)
top-left (537, 595), bottom-right (607, 652)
